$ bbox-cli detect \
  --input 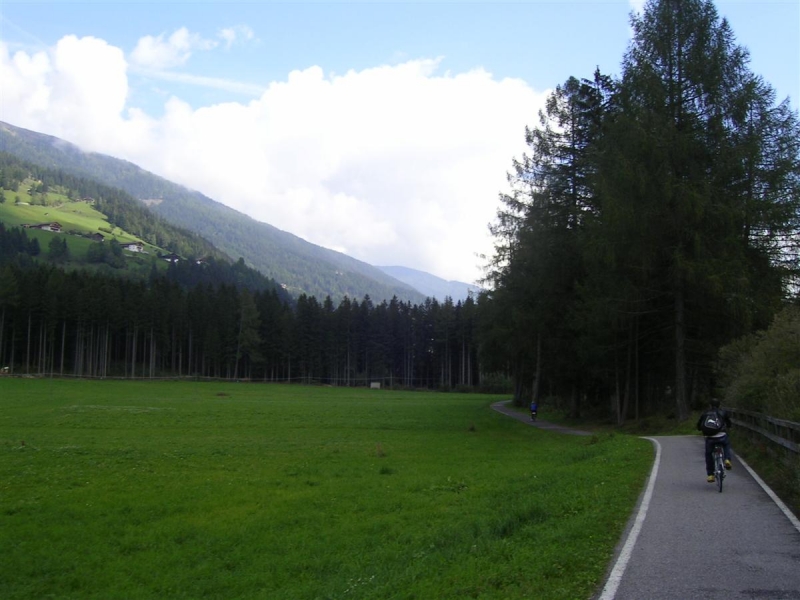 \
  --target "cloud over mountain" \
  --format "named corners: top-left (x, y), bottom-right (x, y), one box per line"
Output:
top-left (0, 33), bottom-right (548, 283)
